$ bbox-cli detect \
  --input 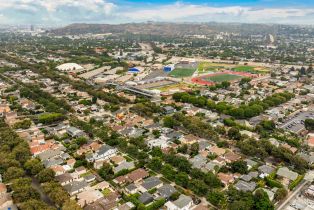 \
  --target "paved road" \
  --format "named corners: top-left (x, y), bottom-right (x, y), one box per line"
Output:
top-left (276, 180), bottom-right (309, 210)
top-left (31, 177), bottom-right (56, 207)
